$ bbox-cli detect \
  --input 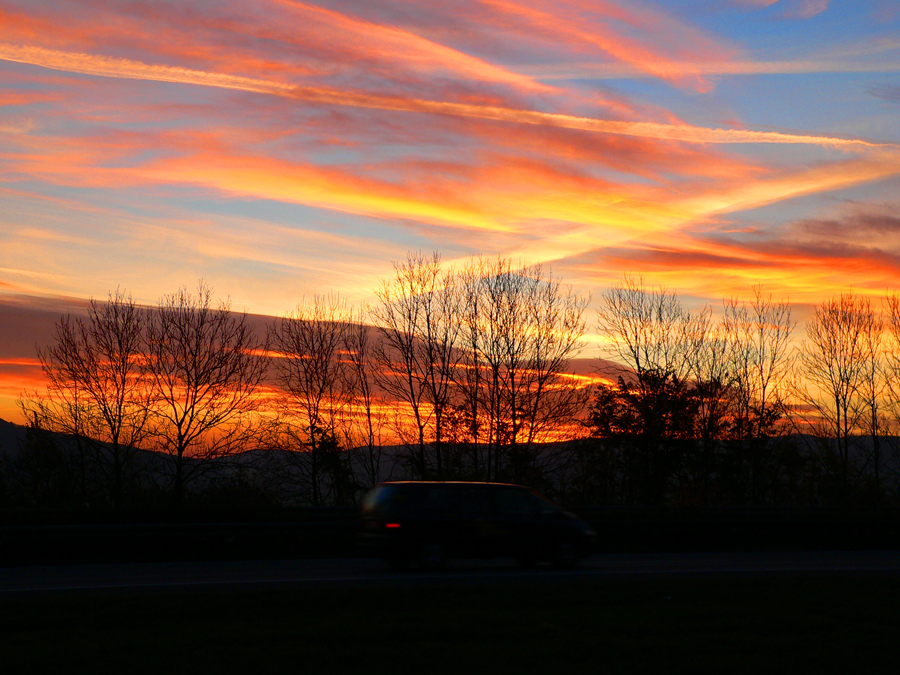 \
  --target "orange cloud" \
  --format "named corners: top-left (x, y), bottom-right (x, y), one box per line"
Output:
top-left (478, 0), bottom-right (737, 91)
top-left (0, 4), bottom-right (894, 325)
top-left (558, 199), bottom-right (900, 309)
top-left (674, 153), bottom-right (900, 217)
top-left (464, 147), bottom-right (900, 268)
top-left (267, 0), bottom-right (554, 94)
top-left (0, 89), bottom-right (60, 106)
top-left (0, 6), bottom-right (56, 44)
top-left (0, 44), bottom-right (297, 96)
top-left (138, 149), bottom-right (501, 232)
top-left (0, 0), bottom-right (553, 100)
top-left (122, 132), bottom-right (710, 248)
top-left (526, 57), bottom-right (900, 80)
top-left (0, 43), bottom-right (885, 150)
top-left (0, 119), bottom-right (697, 238)
top-left (5, 115), bottom-right (896, 289)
